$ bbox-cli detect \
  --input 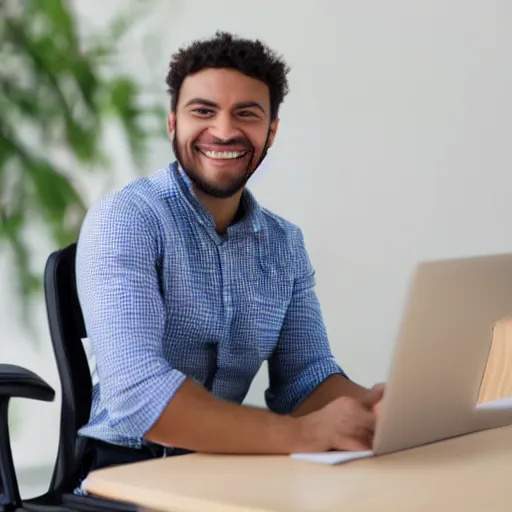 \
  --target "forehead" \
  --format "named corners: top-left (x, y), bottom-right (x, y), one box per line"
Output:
top-left (177, 68), bottom-right (270, 111)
